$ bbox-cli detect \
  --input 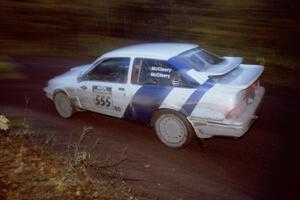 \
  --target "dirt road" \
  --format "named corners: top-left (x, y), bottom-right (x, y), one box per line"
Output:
top-left (1, 59), bottom-right (299, 199)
